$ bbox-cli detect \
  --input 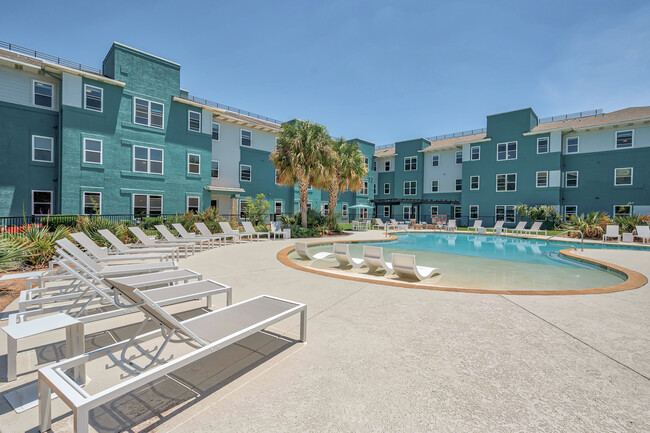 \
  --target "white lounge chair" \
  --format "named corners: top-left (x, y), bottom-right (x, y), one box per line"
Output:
top-left (195, 222), bottom-right (238, 244)
top-left (372, 218), bottom-right (386, 230)
top-left (173, 223), bottom-right (225, 246)
top-left (242, 221), bottom-right (271, 241)
top-left (362, 246), bottom-right (394, 276)
top-left (98, 229), bottom-right (182, 259)
top-left (467, 220), bottom-right (483, 232)
top-left (294, 242), bottom-right (332, 260)
top-left (269, 221), bottom-right (287, 239)
top-left (391, 253), bottom-right (441, 281)
top-left (219, 221), bottom-right (254, 242)
top-left (507, 221), bottom-right (527, 234)
top-left (129, 227), bottom-right (196, 256)
top-left (38, 279), bottom-right (306, 433)
top-left (634, 225), bottom-right (650, 243)
top-left (333, 243), bottom-right (365, 269)
top-left (602, 224), bottom-right (620, 242)
top-left (445, 219), bottom-right (457, 231)
top-left (70, 232), bottom-right (172, 263)
top-left (487, 220), bottom-right (504, 232)
top-left (157, 224), bottom-right (213, 251)
top-left (520, 221), bottom-right (547, 236)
